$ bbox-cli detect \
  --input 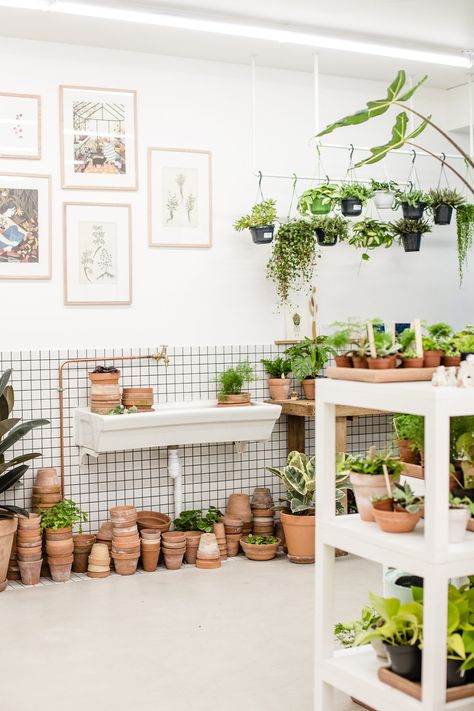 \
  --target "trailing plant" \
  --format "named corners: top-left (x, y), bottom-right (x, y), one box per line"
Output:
top-left (428, 188), bottom-right (465, 209)
top-left (173, 506), bottom-right (223, 532)
top-left (233, 199), bottom-right (277, 230)
top-left (244, 535), bottom-right (279, 545)
top-left (392, 414), bottom-right (424, 457)
top-left (456, 205), bottom-right (474, 285)
top-left (260, 357), bottom-right (291, 379)
top-left (349, 218), bottom-right (393, 260)
top-left (0, 368), bottom-right (49, 519)
top-left (266, 219), bottom-right (319, 305)
top-left (394, 189), bottom-right (431, 209)
top-left (312, 214), bottom-right (349, 245)
top-left (355, 592), bottom-right (423, 648)
top-left (217, 361), bottom-right (255, 400)
top-left (40, 499), bottom-right (88, 532)
top-left (297, 185), bottom-right (338, 215)
top-left (285, 336), bottom-right (336, 379)
top-left (390, 218), bottom-right (432, 238)
top-left (337, 447), bottom-right (404, 479)
top-left (334, 606), bottom-right (381, 648)
top-left (370, 179), bottom-right (398, 192)
top-left (336, 182), bottom-right (373, 204)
